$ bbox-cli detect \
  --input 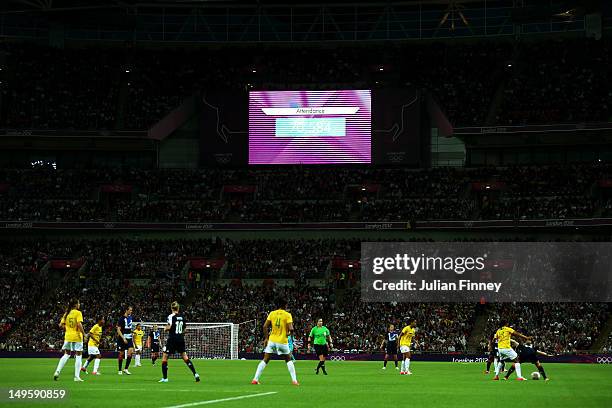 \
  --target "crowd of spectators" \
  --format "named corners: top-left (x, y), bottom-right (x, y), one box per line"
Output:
top-left (2, 279), bottom-right (186, 352)
top-left (82, 238), bottom-right (216, 280)
top-left (3, 164), bottom-right (612, 222)
top-left (1, 44), bottom-right (118, 130)
top-left (0, 236), bottom-right (609, 353)
top-left (480, 196), bottom-right (596, 220)
top-left (223, 239), bottom-right (356, 279)
top-left (4, 274), bottom-right (606, 354)
top-left (2, 39), bottom-right (611, 130)
top-left (189, 285), bottom-right (475, 353)
top-left (331, 289), bottom-right (475, 353)
top-left (602, 334), bottom-right (612, 353)
top-left (0, 279), bottom-right (478, 354)
top-left (497, 39), bottom-right (612, 125)
top-left (0, 243), bottom-right (48, 340)
top-left (483, 303), bottom-right (609, 354)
